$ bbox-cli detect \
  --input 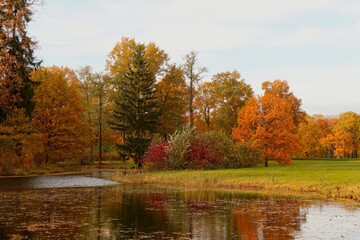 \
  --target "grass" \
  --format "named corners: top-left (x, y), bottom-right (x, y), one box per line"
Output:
top-left (113, 159), bottom-right (360, 204)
